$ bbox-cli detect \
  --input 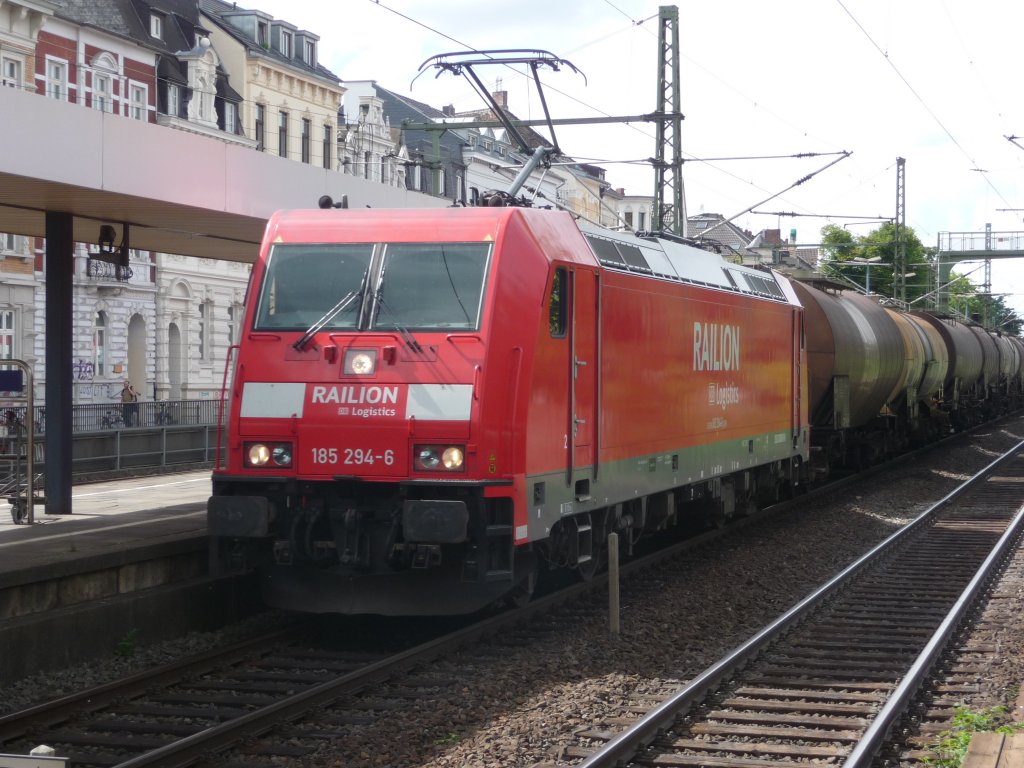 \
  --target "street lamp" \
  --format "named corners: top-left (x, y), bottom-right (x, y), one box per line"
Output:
top-left (842, 256), bottom-right (882, 293)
